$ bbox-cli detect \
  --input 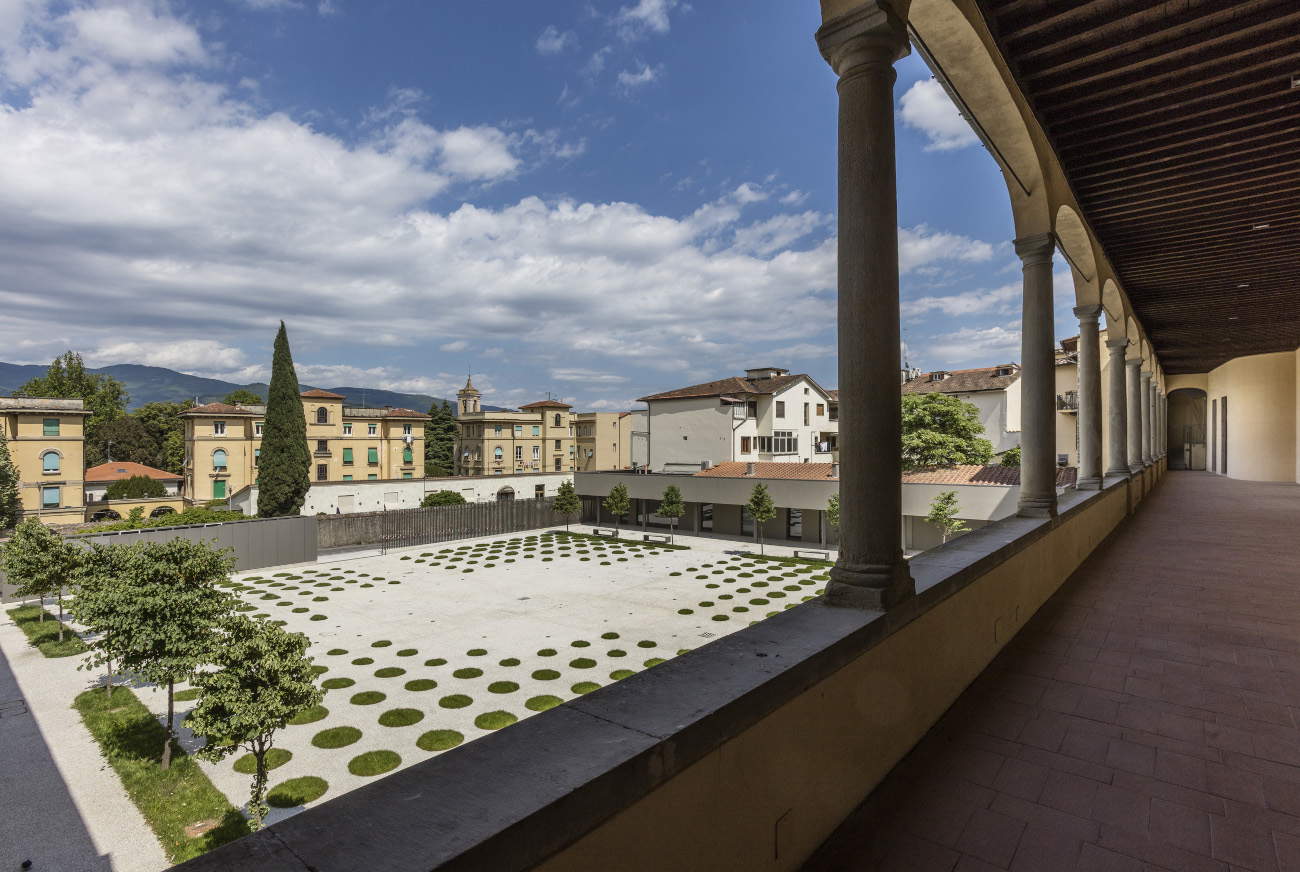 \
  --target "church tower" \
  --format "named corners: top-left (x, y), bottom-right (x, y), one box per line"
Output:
top-left (457, 375), bottom-right (481, 416)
